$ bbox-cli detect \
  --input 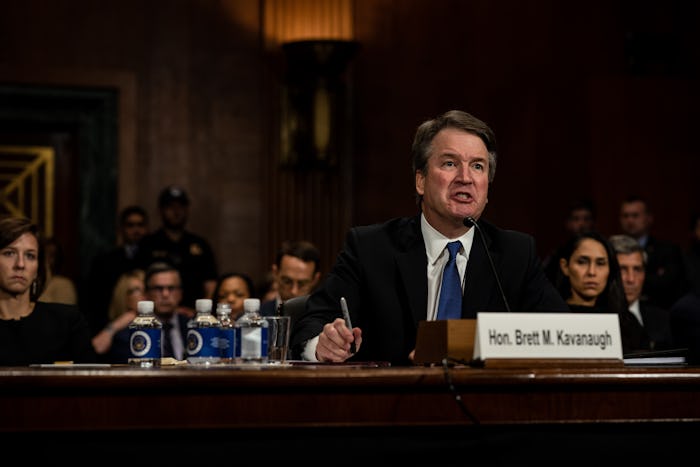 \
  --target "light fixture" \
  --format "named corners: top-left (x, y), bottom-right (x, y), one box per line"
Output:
top-left (279, 39), bottom-right (358, 169)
